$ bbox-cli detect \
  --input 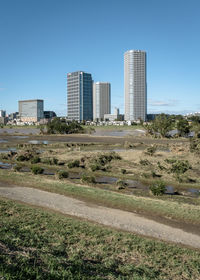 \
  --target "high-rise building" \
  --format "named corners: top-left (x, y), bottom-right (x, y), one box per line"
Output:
top-left (124, 50), bottom-right (147, 121)
top-left (93, 82), bottom-right (111, 121)
top-left (18, 99), bottom-right (44, 122)
top-left (67, 71), bottom-right (93, 121)
top-left (0, 110), bottom-right (6, 118)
